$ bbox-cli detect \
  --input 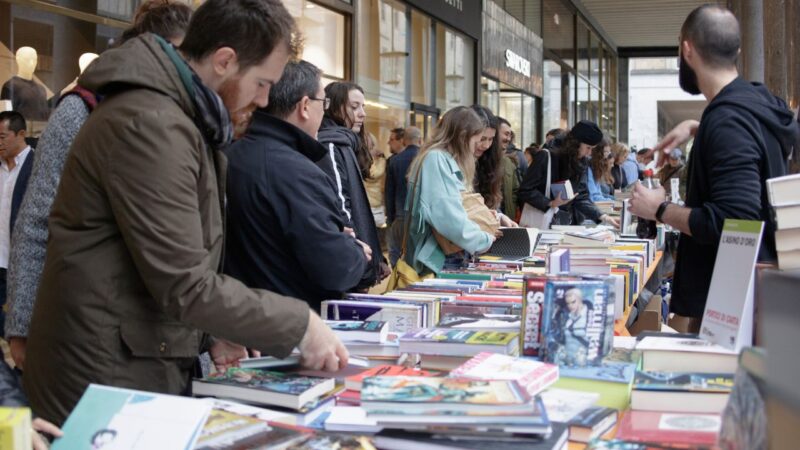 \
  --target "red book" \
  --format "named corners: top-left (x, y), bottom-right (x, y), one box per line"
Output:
top-left (615, 410), bottom-right (721, 446)
top-left (335, 389), bottom-right (361, 406)
top-left (344, 365), bottom-right (442, 391)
